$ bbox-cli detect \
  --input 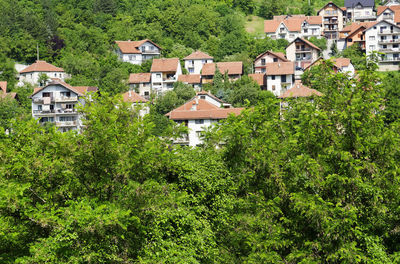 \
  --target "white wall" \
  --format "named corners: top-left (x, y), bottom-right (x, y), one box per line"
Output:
top-left (184, 59), bottom-right (213, 74)
top-left (187, 119), bottom-right (216, 146)
top-left (20, 71), bottom-right (69, 86)
top-left (266, 74), bottom-right (294, 96)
